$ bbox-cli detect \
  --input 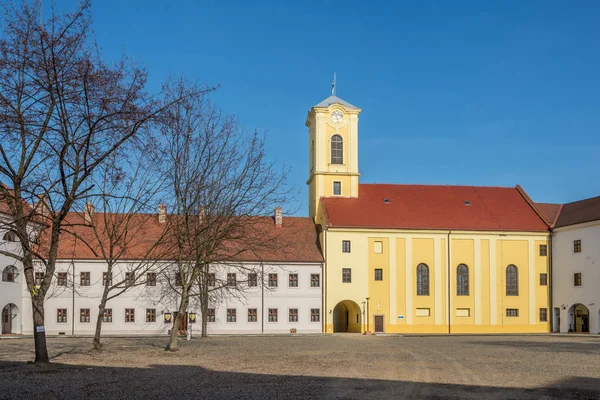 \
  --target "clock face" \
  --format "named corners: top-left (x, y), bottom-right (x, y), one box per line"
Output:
top-left (331, 110), bottom-right (343, 123)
